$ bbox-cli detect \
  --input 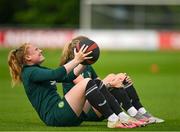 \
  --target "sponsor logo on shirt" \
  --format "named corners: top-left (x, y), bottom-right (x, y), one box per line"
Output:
top-left (50, 80), bottom-right (57, 85)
